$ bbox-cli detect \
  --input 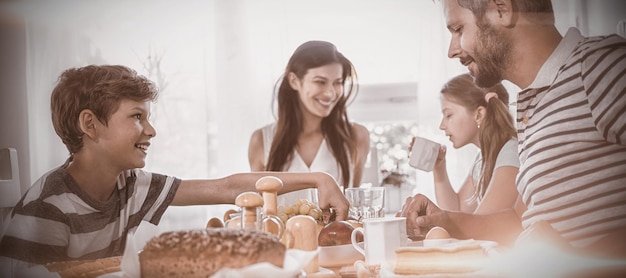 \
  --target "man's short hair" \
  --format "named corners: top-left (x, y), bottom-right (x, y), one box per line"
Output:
top-left (456, 0), bottom-right (554, 24)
